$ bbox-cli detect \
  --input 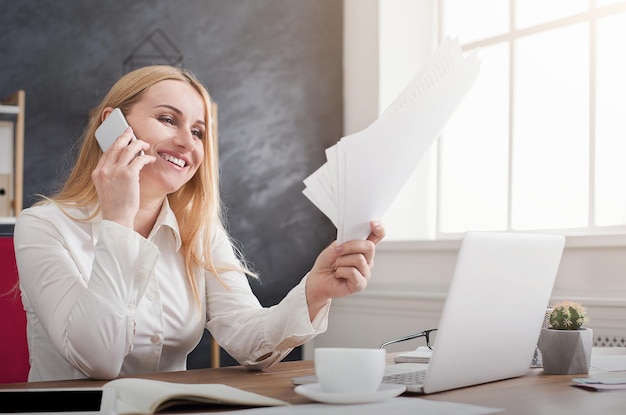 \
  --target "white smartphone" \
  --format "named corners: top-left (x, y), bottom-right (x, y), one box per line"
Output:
top-left (0, 387), bottom-right (117, 414)
top-left (94, 108), bottom-right (137, 152)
